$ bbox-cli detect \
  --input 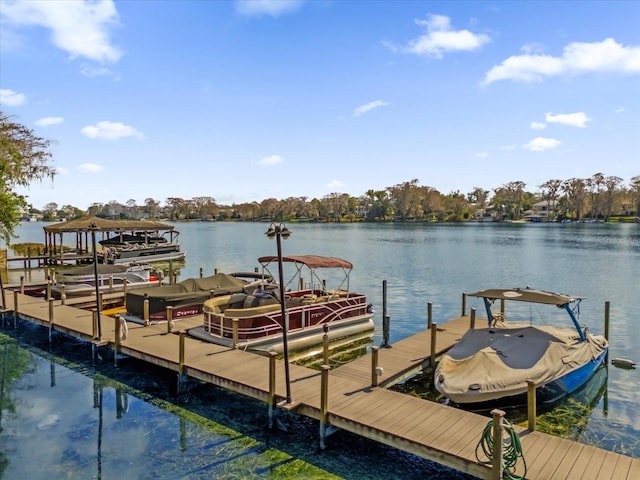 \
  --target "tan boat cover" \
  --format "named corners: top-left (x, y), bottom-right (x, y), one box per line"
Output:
top-left (435, 323), bottom-right (607, 403)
